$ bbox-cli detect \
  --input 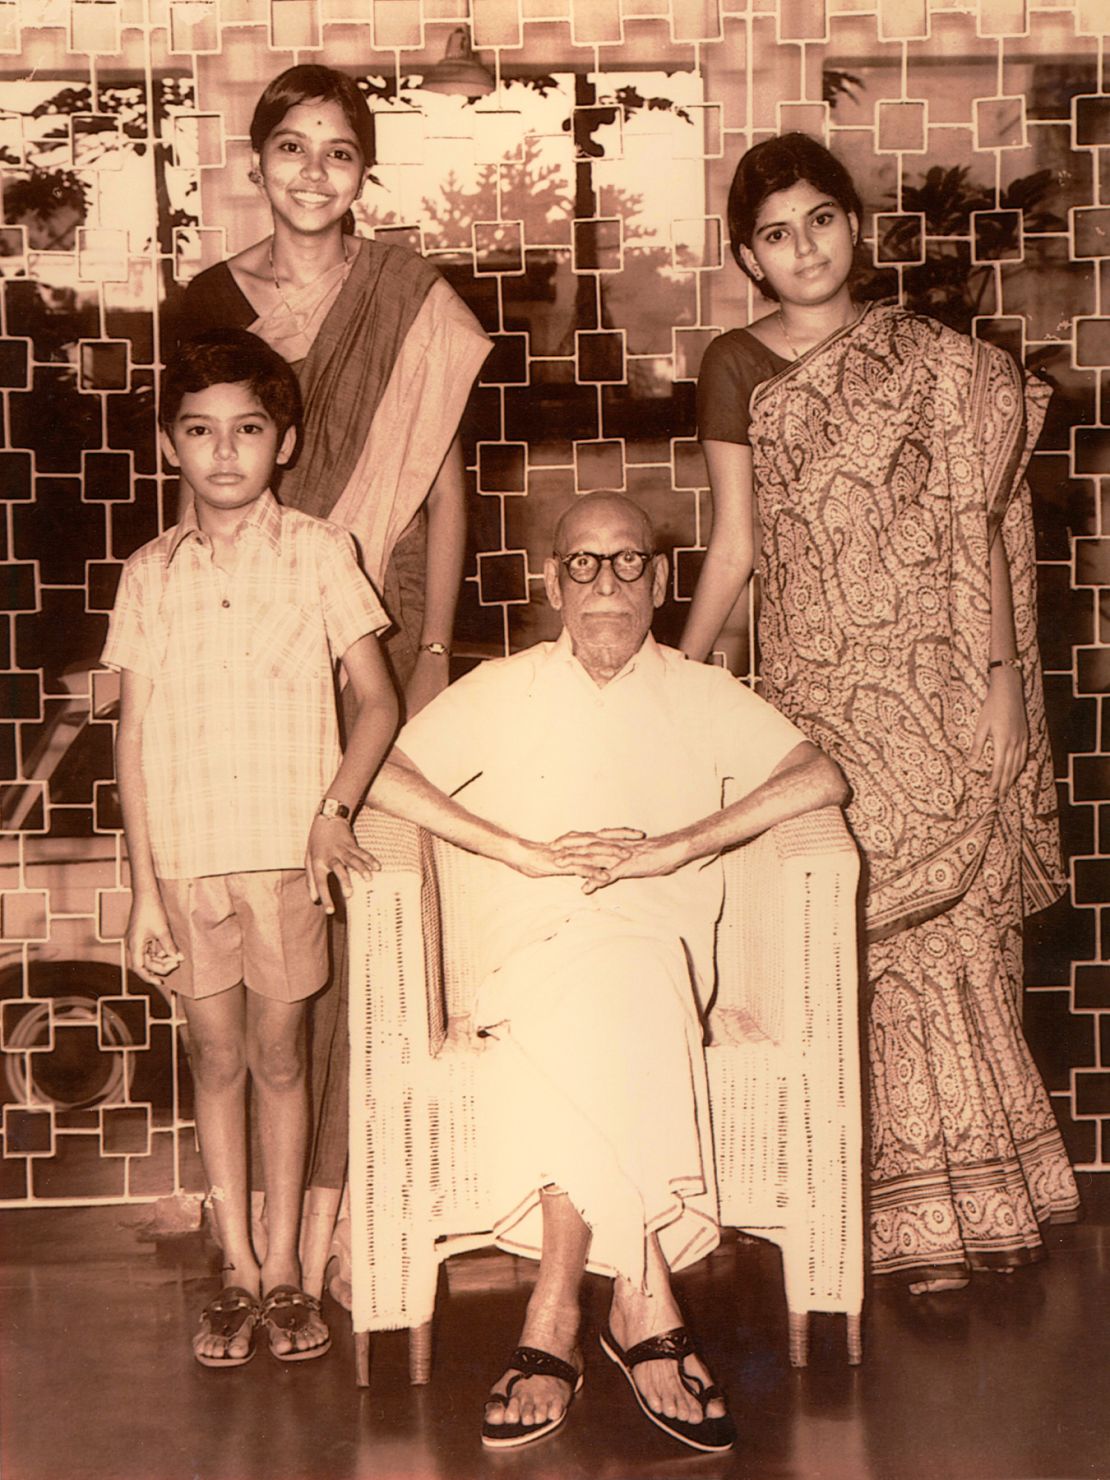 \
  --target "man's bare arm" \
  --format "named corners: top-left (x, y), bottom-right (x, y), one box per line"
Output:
top-left (580, 741), bottom-right (848, 892)
top-left (369, 751), bottom-right (634, 881)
